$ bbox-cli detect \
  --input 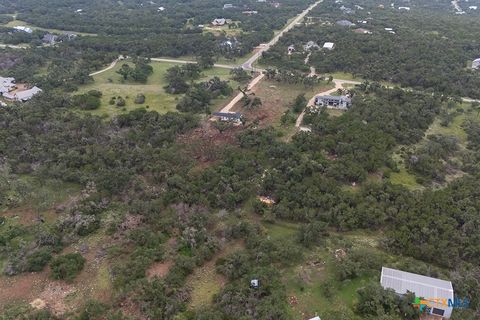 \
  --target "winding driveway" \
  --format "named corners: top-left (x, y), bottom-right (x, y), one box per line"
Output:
top-left (295, 79), bottom-right (361, 128)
